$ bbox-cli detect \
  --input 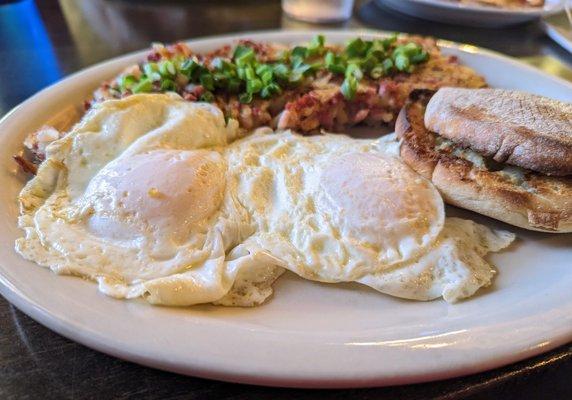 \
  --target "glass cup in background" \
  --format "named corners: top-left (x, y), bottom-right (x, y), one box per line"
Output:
top-left (282, 0), bottom-right (355, 23)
